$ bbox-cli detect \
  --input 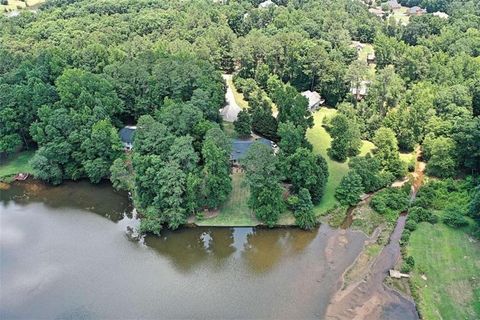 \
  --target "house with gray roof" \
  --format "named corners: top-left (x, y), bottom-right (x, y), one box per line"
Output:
top-left (407, 6), bottom-right (427, 16)
top-left (119, 126), bottom-right (136, 150)
top-left (230, 138), bottom-right (273, 167)
top-left (301, 90), bottom-right (325, 112)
